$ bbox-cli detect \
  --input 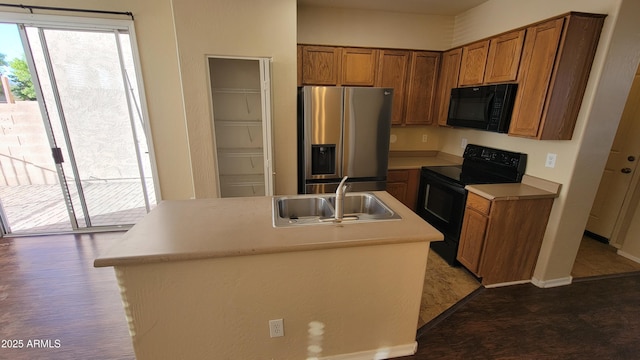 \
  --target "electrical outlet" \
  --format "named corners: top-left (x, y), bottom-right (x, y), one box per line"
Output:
top-left (269, 319), bottom-right (284, 337)
top-left (461, 138), bottom-right (468, 149)
top-left (422, 134), bottom-right (428, 143)
top-left (545, 153), bottom-right (557, 168)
